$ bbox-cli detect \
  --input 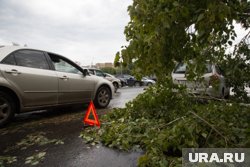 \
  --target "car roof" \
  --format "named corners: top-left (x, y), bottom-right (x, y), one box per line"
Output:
top-left (0, 46), bottom-right (25, 61)
top-left (0, 45), bottom-right (61, 62)
top-left (88, 68), bottom-right (101, 70)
